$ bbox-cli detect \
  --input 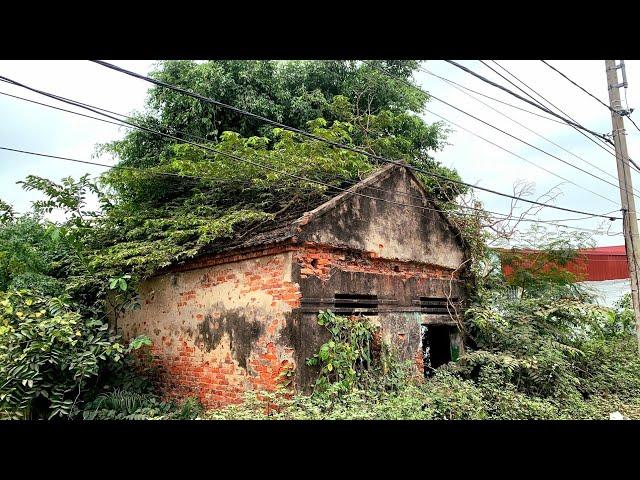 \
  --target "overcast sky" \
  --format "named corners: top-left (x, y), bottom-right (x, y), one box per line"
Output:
top-left (1, 60), bottom-right (638, 246)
